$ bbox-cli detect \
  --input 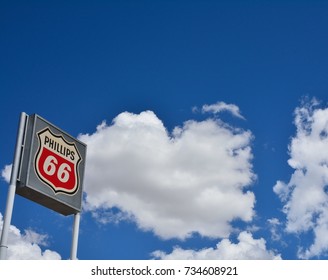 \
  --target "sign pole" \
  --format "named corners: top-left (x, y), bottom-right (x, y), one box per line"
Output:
top-left (0, 112), bottom-right (28, 260)
top-left (70, 212), bottom-right (81, 260)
